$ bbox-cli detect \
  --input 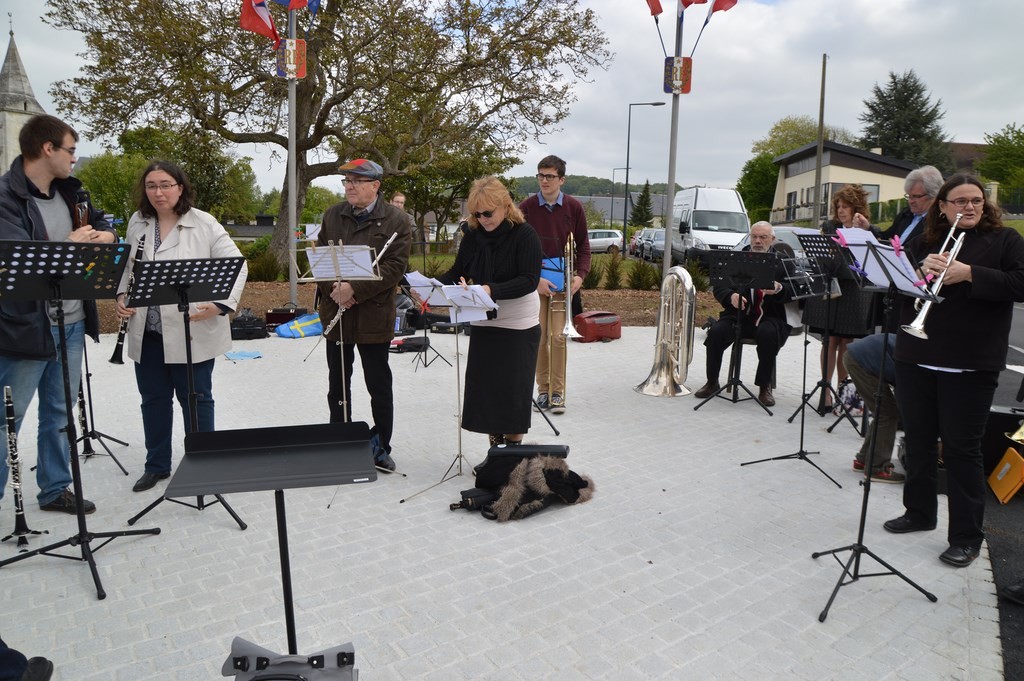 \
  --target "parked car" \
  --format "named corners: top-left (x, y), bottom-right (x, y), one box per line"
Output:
top-left (633, 228), bottom-right (655, 259)
top-left (587, 229), bottom-right (624, 254)
top-left (642, 230), bottom-right (666, 261)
